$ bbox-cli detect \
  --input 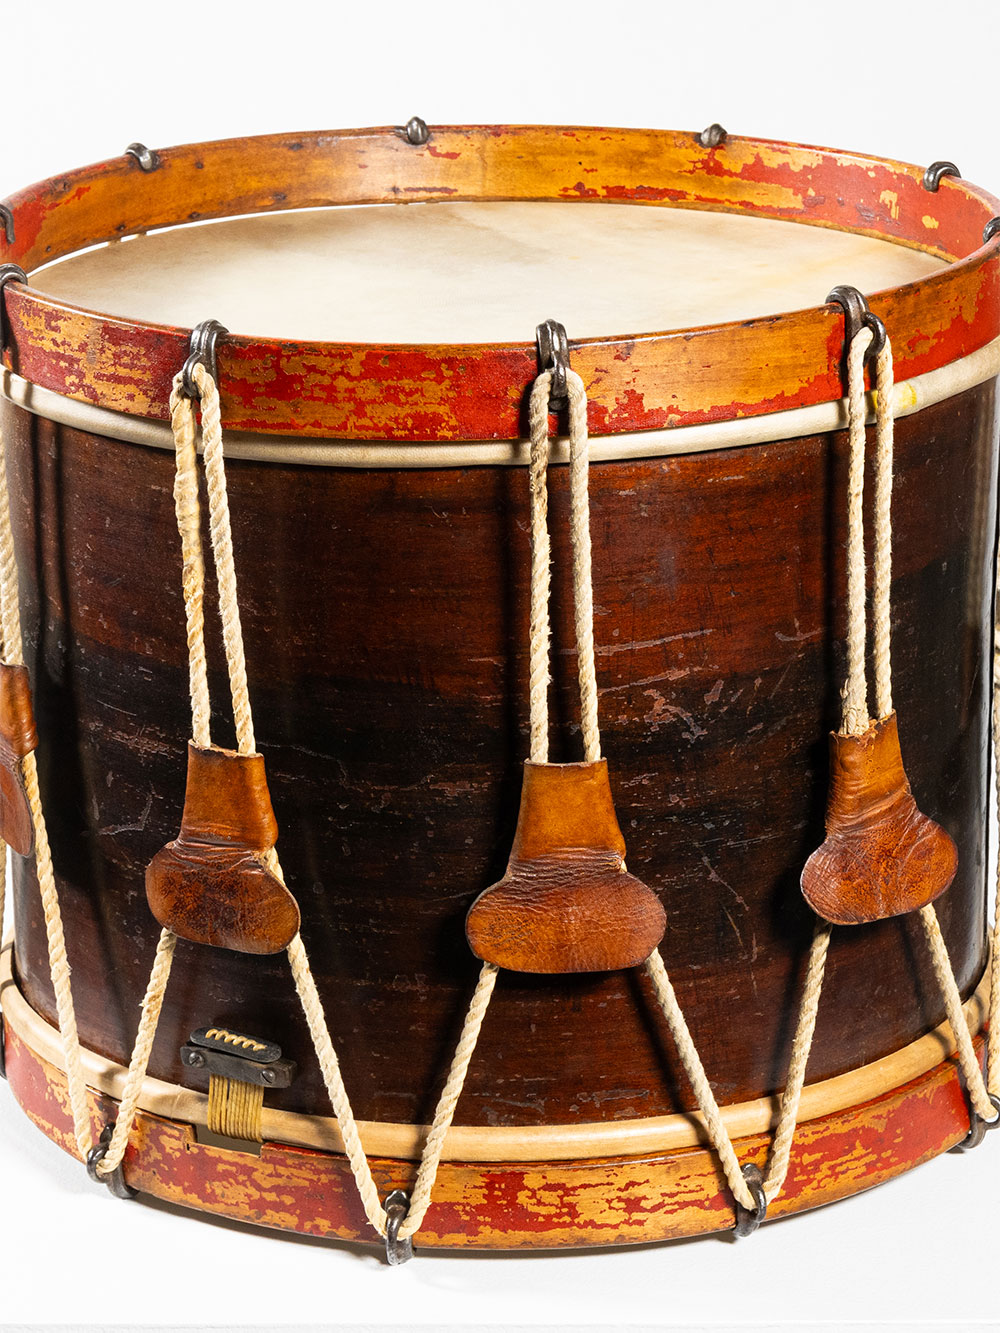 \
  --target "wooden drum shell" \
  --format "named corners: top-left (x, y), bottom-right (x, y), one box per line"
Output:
top-left (4, 376), bottom-right (994, 1133)
top-left (2, 122), bottom-right (999, 1249)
